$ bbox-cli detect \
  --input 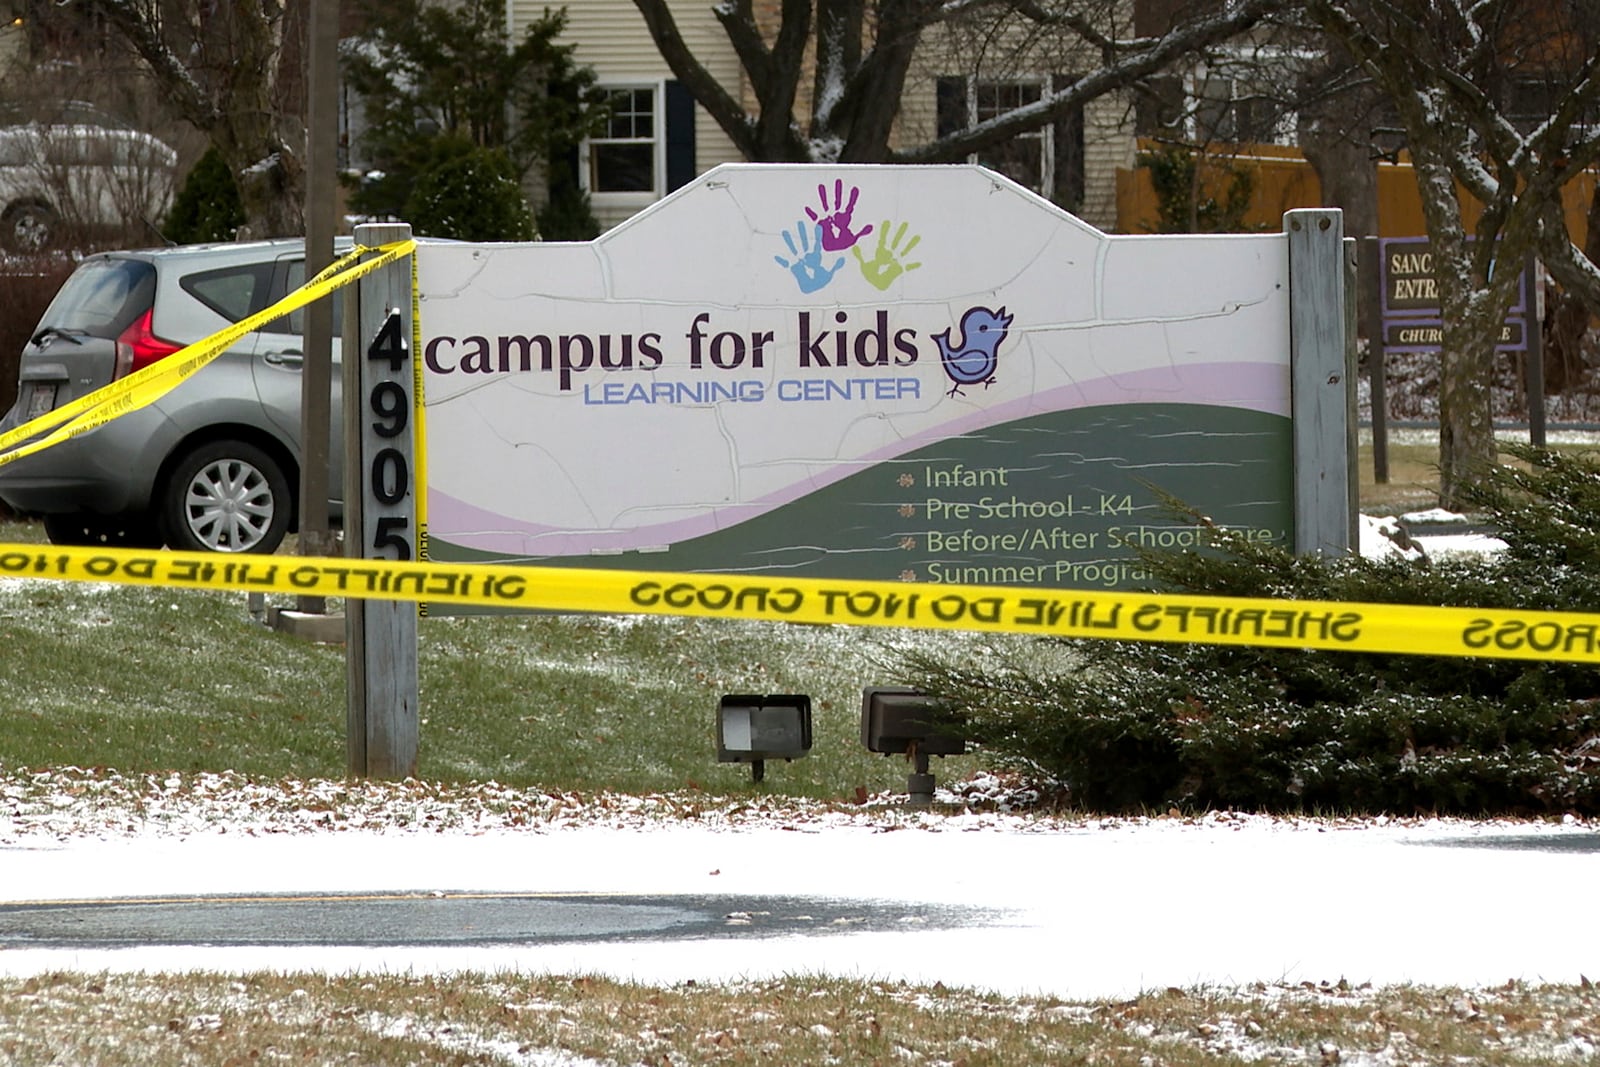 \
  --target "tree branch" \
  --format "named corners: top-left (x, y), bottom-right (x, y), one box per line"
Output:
top-left (893, 0), bottom-right (1281, 163)
top-left (715, 0), bottom-right (774, 94)
top-left (88, 0), bottom-right (218, 128)
top-left (631, 0), bottom-right (761, 159)
top-left (1538, 203), bottom-right (1600, 310)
